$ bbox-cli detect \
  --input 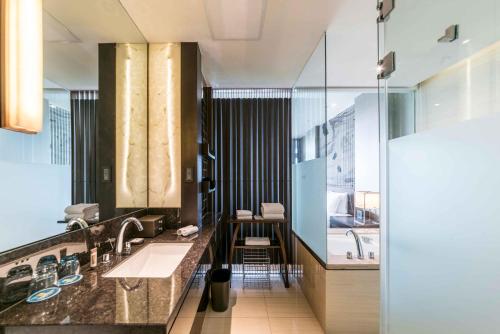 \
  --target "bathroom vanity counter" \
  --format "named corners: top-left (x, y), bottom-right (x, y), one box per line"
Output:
top-left (0, 216), bottom-right (218, 332)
